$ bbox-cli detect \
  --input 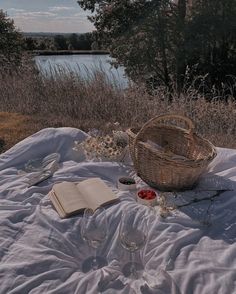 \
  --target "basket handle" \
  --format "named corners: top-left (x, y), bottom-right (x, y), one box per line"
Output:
top-left (134, 114), bottom-right (195, 148)
top-left (141, 114), bottom-right (194, 133)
